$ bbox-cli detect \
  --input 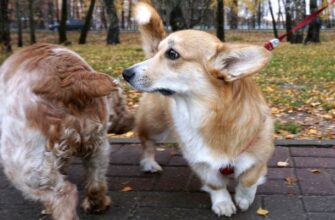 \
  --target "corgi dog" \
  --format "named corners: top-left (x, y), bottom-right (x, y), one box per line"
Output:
top-left (123, 2), bottom-right (274, 217)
